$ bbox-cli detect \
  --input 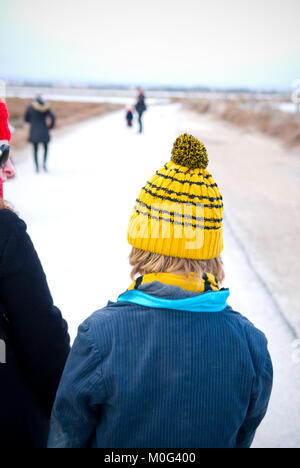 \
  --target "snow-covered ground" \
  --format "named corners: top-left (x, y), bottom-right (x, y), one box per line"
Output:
top-left (7, 85), bottom-right (297, 114)
top-left (5, 104), bottom-right (300, 448)
top-left (6, 105), bottom-right (182, 339)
